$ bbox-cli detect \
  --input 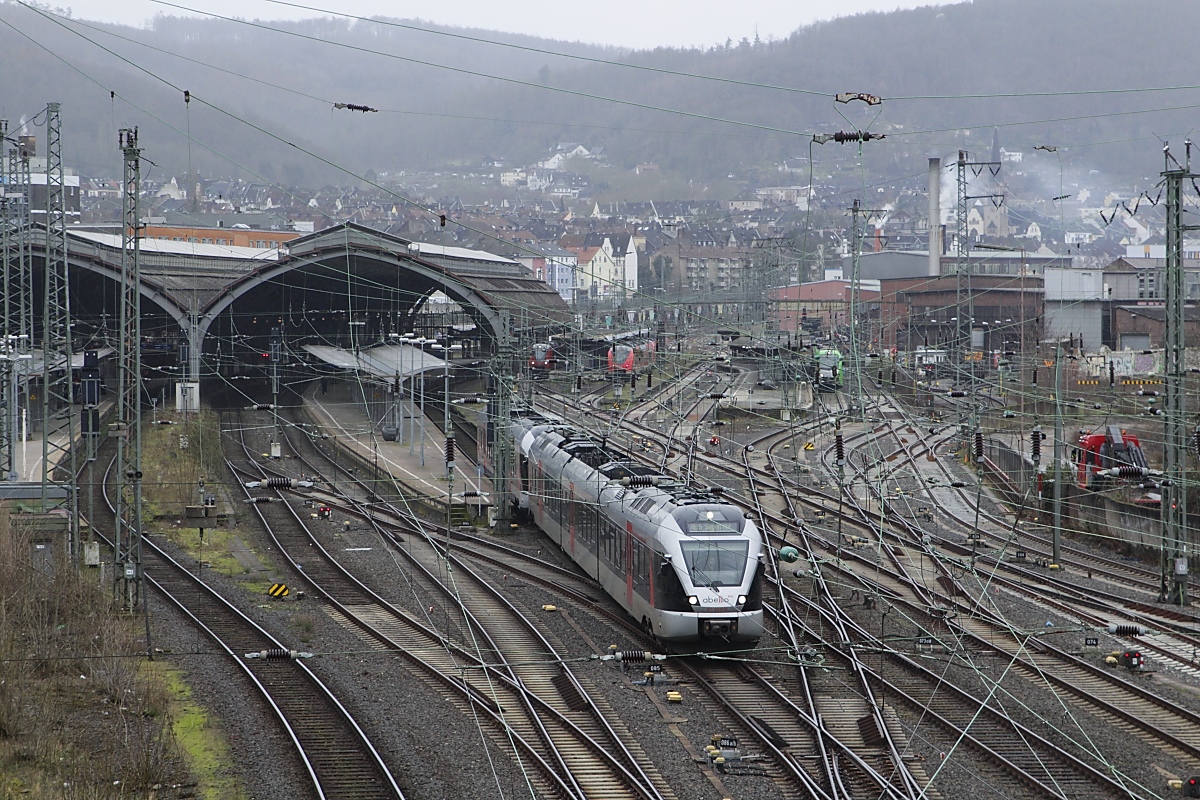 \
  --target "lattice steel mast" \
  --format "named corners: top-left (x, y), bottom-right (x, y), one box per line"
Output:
top-left (0, 119), bottom-right (14, 483)
top-left (1161, 142), bottom-right (1195, 605)
top-left (114, 128), bottom-right (145, 609)
top-left (41, 103), bottom-right (77, 546)
top-left (491, 311), bottom-right (513, 528)
top-left (953, 150), bottom-right (1002, 433)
